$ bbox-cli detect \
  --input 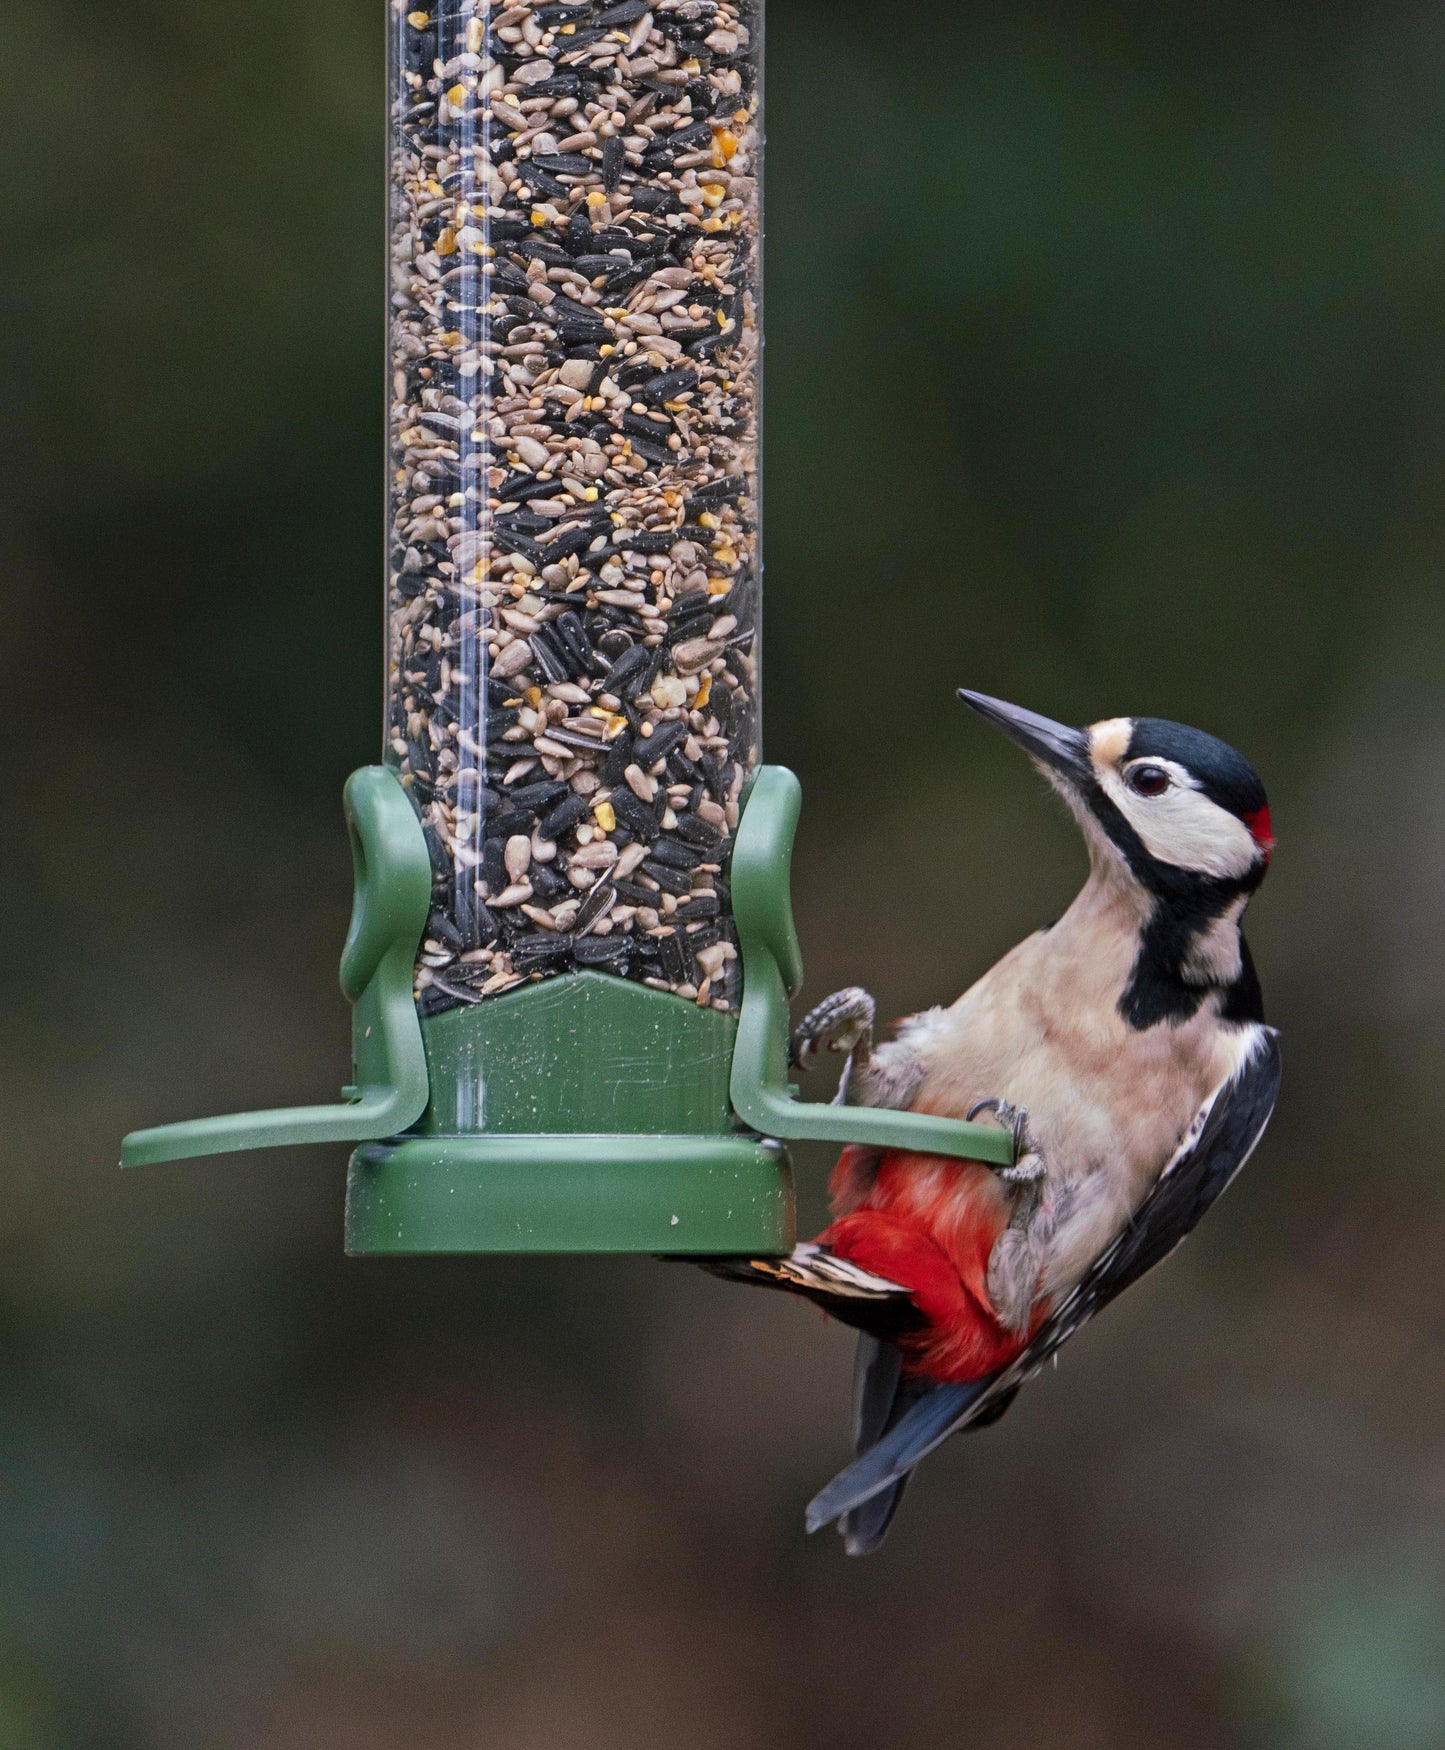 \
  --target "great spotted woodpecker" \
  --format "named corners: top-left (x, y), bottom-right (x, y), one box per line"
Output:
top-left (709, 691), bottom-right (1280, 1554)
